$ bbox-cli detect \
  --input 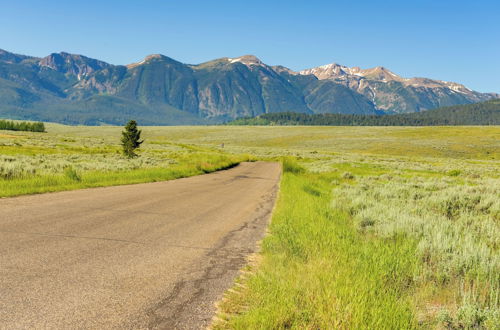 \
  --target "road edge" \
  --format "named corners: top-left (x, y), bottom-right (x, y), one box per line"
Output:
top-left (208, 163), bottom-right (283, 329)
